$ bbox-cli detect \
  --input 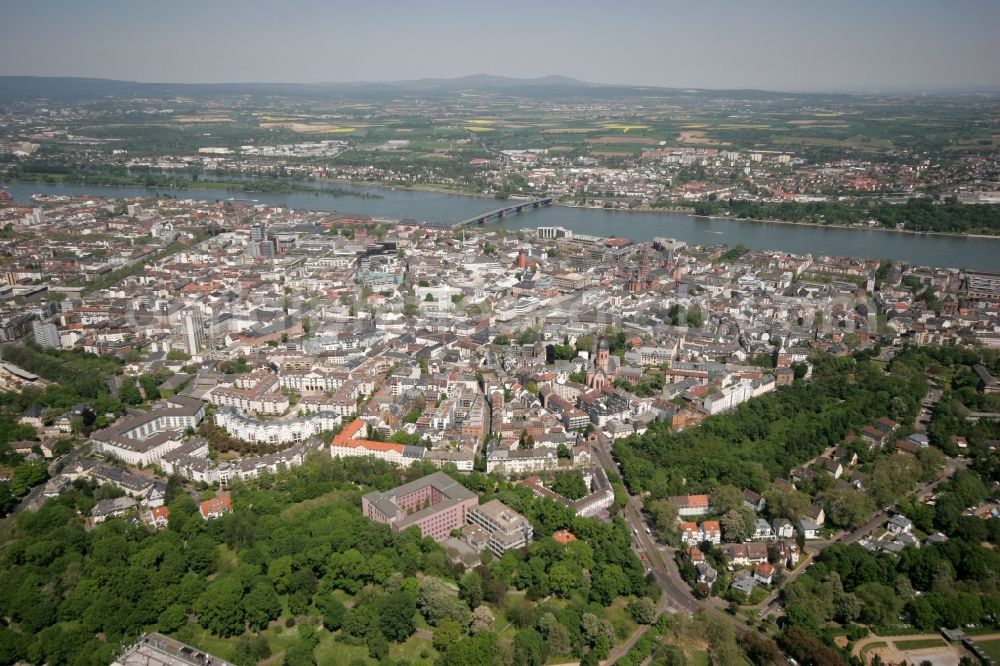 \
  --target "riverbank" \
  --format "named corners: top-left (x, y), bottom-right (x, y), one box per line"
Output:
top-left (706, 213), bottom-right (1000, 241)
top-left (551, 199), bottom-right (1000, 240)
top-left (315, 181), bottom-right (999, 240)
top-left (313, 176), bottom-right (505, 201)
top-left (7, 173), bottom-right (996, 240)
top-left (2, 179), bottom-right (998, 269)
top-left (0, 174), bottom-right (382, 199)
